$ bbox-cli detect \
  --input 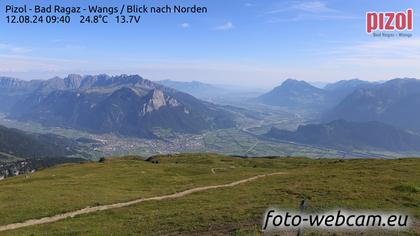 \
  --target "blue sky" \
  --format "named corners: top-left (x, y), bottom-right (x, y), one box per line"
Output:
top-left (1, 0), bottom-right (419, 88)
